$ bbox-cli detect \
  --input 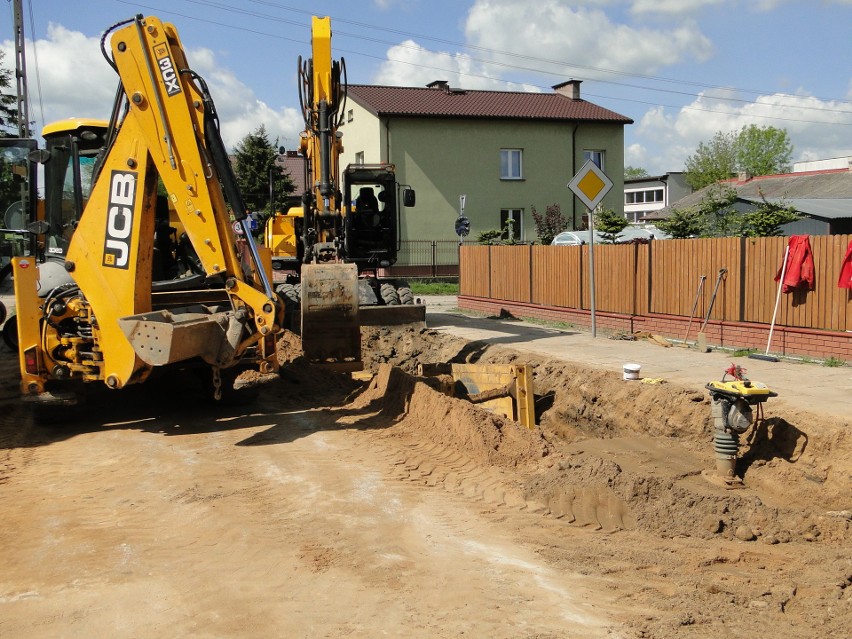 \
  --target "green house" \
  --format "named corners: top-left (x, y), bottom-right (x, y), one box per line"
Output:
top-left (341, 80), bottom-right (633, 244)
